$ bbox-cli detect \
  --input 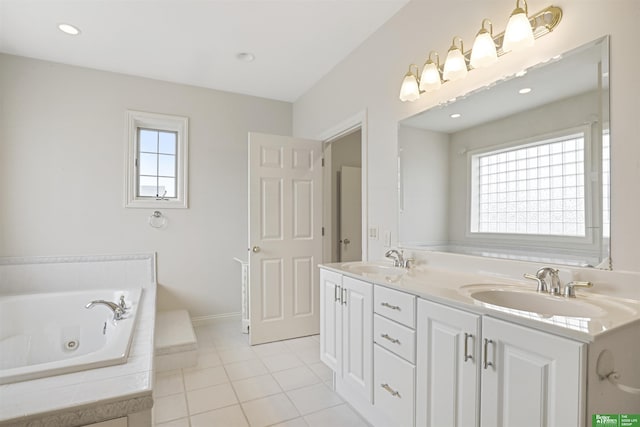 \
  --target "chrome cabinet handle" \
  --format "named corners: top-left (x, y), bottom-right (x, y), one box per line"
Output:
top-left (380, 333), bottom-right (400, 345)
top-left (381, 302), bottom-right (401, 311)
top-left (380, 383), bottom-right (401, 398)
top-left (464, 333), bottom-right (473, 362)
top-left (334, 286), bottom-right (340, 302)
top-left (483, 338), bottom-right (494, 369)
top-left (341, 287), bottom-right (347, 305)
